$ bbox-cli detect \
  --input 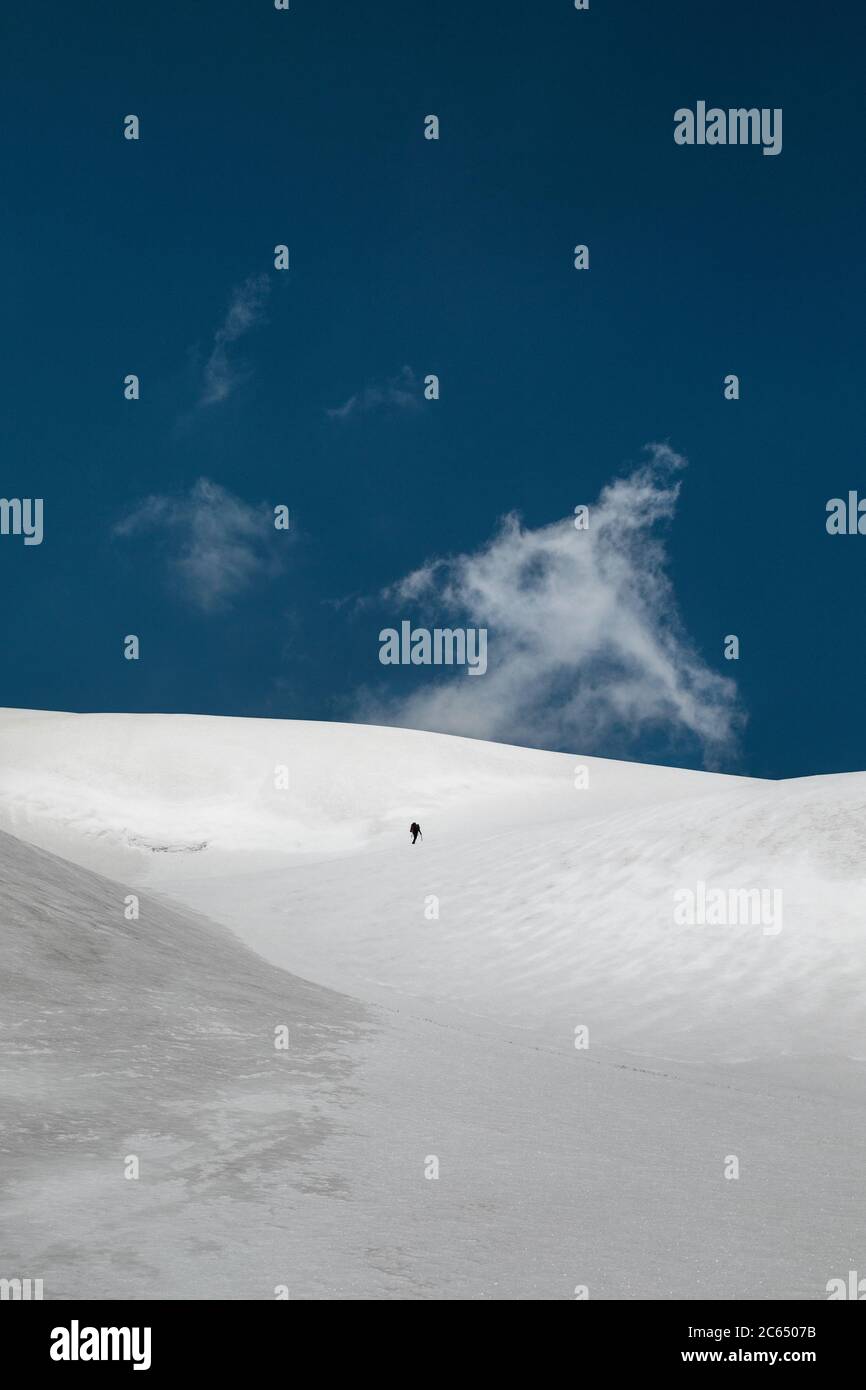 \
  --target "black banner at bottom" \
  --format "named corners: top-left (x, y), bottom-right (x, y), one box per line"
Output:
top-left (3, 1299), bottom-right (862, 1375)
